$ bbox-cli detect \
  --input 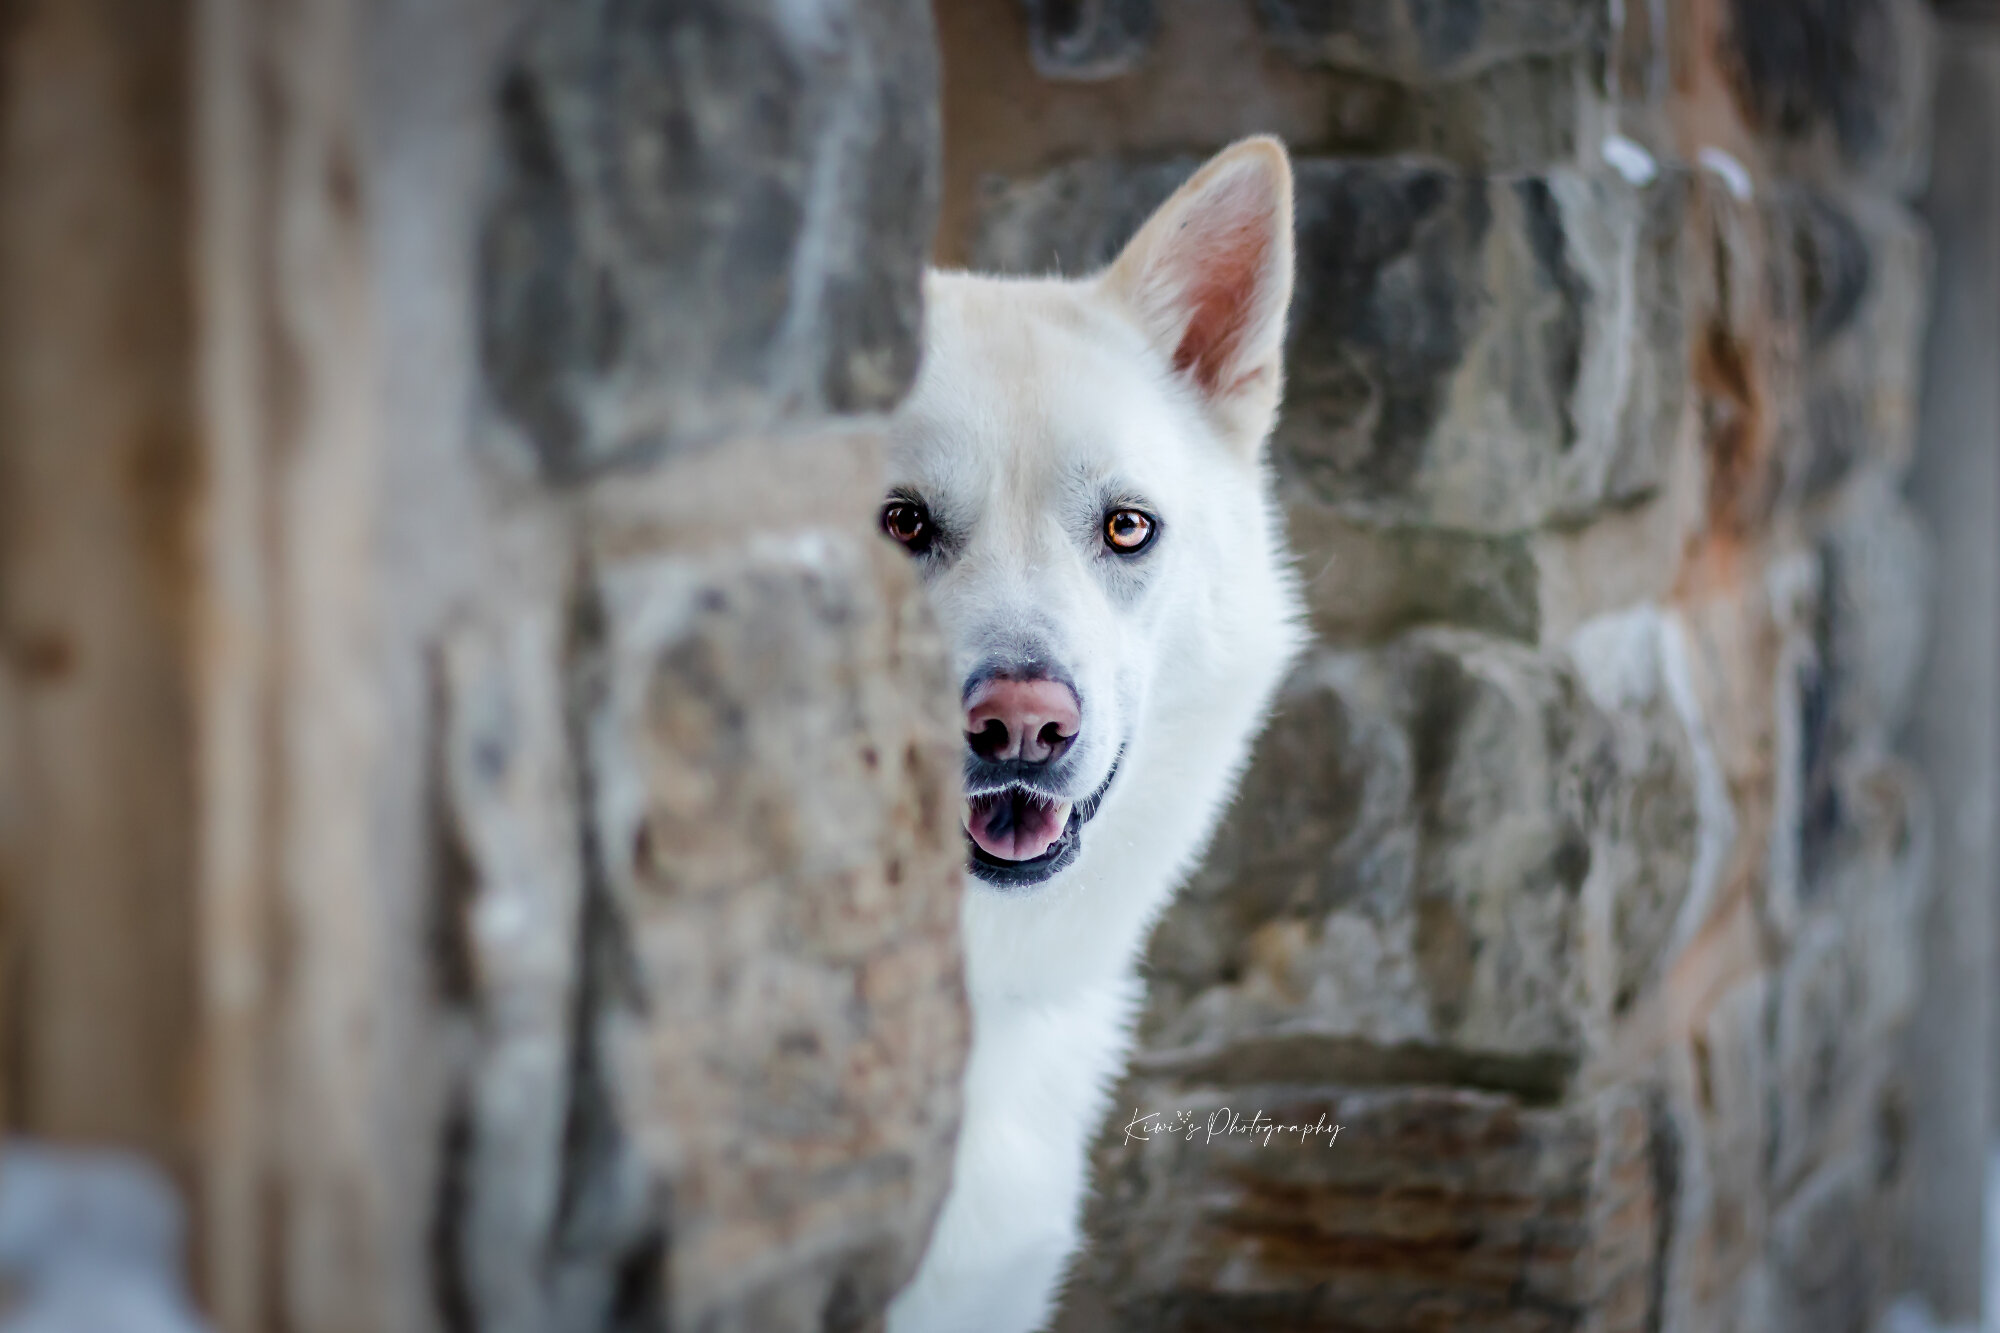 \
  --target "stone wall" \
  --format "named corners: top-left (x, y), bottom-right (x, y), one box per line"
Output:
top-left (1, 1), bottom-right (1982, 1331)
top-left (934, 2), bottom-right (1959, 1330)
top-left (3, 1), bottom-right (966, 1330)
